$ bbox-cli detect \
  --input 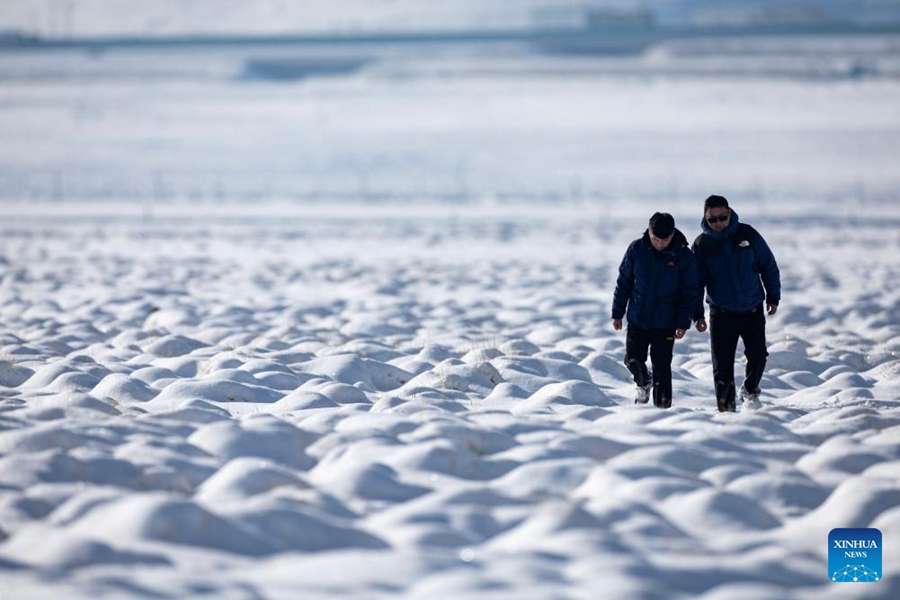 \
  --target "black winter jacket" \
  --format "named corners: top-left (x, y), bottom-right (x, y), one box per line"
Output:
top-left (612, 228), bottom-right (699, 331)
top-left (692, 210), bottom-right (780, 317)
